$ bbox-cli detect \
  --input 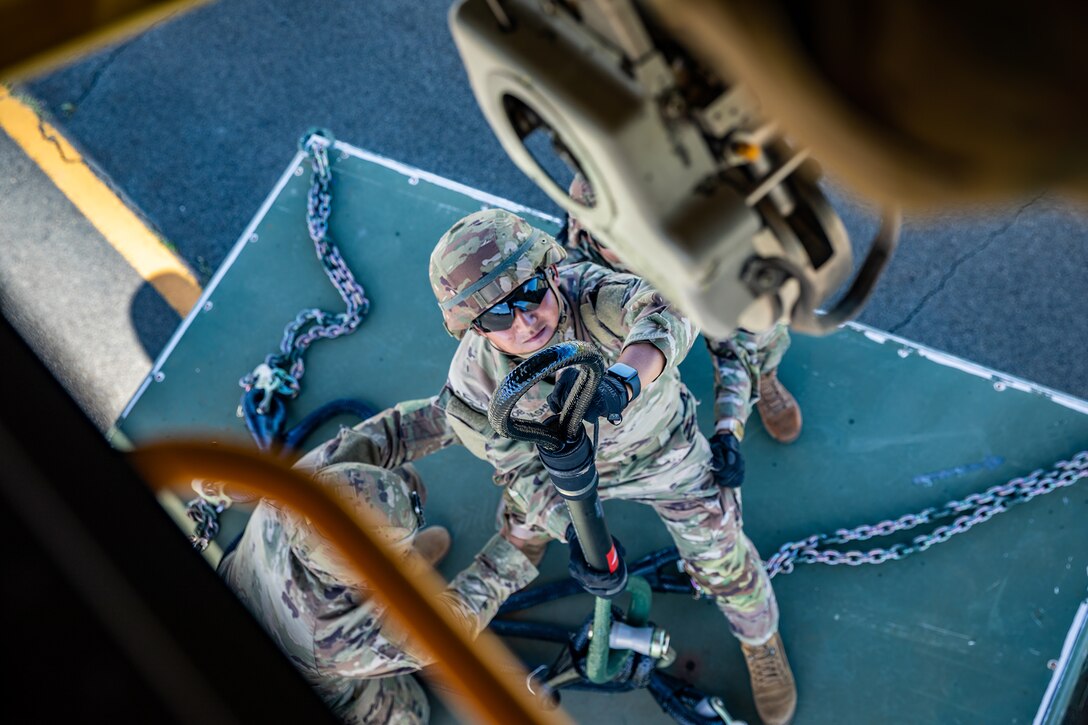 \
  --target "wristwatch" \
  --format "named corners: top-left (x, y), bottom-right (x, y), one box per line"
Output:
top-left (606, 362), bottom-right (641, 403)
